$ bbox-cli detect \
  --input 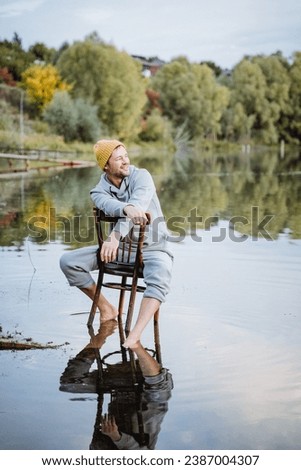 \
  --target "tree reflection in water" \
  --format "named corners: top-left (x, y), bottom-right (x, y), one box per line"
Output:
top-left (1, 148), bottom-right (301, 249)
top-left (59, 321), bottom-right (173, 450)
